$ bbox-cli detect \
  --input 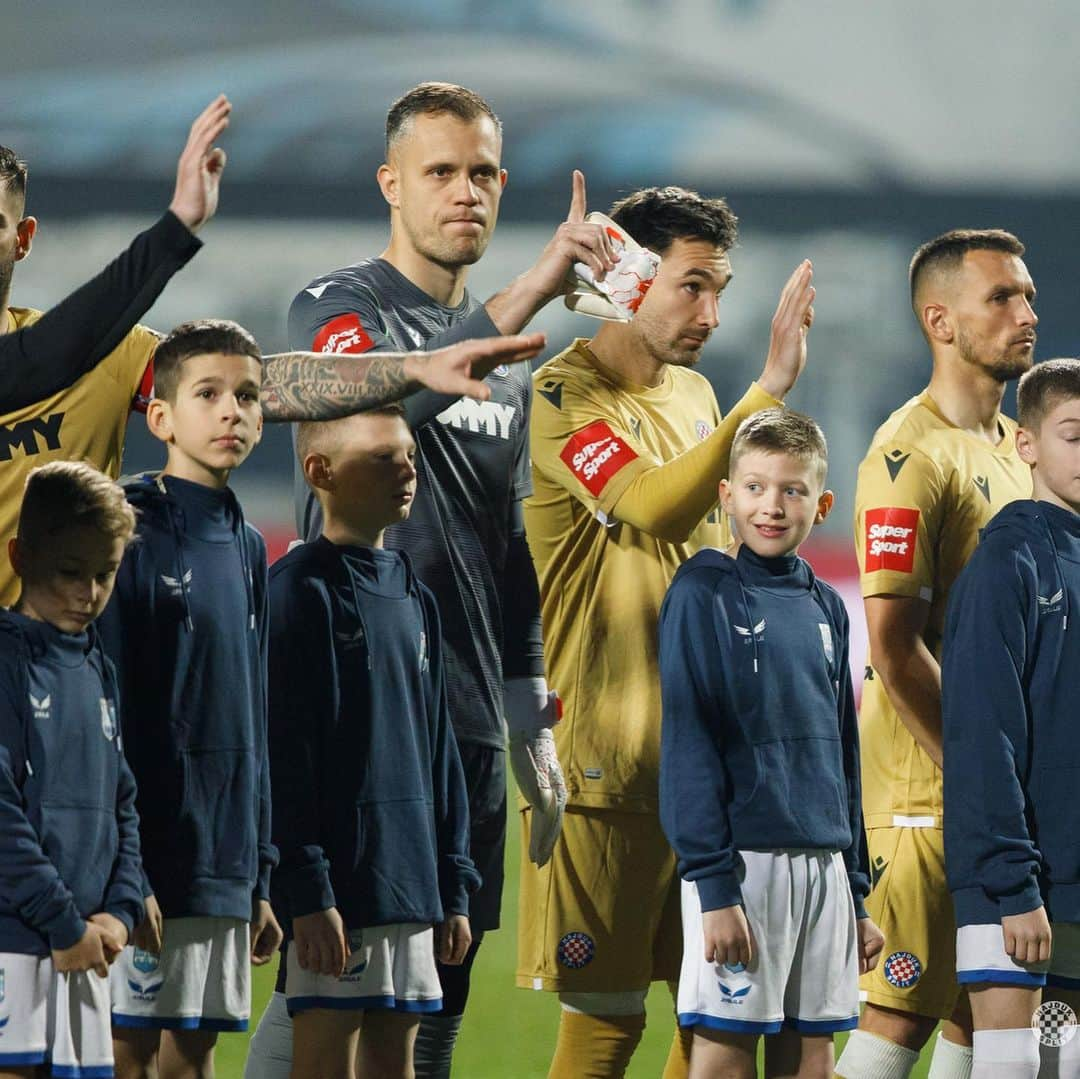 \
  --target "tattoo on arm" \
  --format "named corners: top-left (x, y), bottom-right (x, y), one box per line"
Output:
top-left (260, 352), bottom-right (419, 422)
